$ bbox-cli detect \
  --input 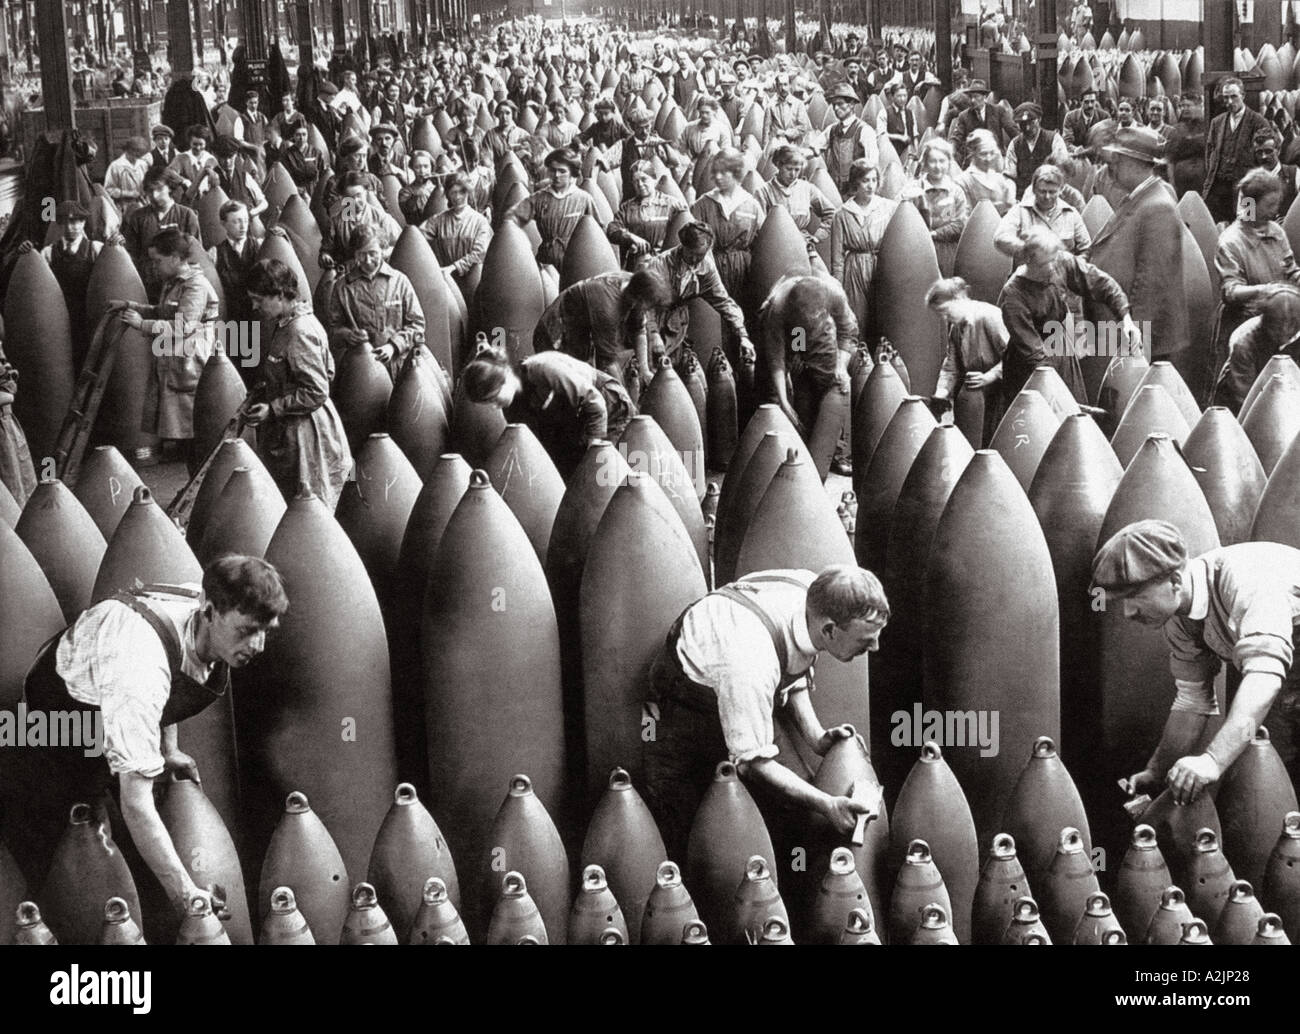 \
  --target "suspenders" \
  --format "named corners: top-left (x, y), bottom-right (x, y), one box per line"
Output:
top-left (710, 573), bottom-right (812, 692)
